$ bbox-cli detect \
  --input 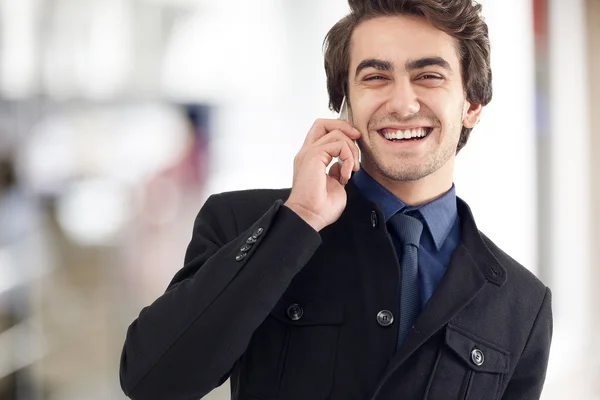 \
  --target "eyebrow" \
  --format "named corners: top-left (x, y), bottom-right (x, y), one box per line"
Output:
top-left (354, 59), bottom-right (393, 78)
top-left (405, 57), bottom-right (452, 72)
top-left (354, 56), bottom-right (453, 79)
